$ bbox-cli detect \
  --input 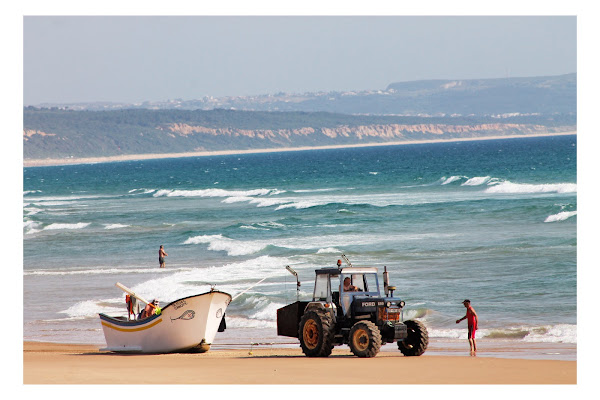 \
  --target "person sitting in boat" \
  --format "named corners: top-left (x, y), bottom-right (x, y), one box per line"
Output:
top-left (140, 299), bottom-right (159, 319)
